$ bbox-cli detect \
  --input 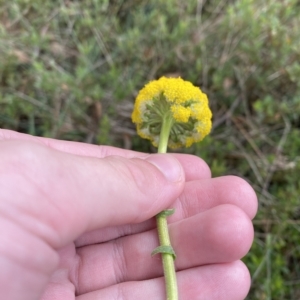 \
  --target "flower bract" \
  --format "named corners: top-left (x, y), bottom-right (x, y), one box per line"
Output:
top-left (132, 76), bottom-right (212, 149)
